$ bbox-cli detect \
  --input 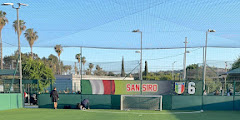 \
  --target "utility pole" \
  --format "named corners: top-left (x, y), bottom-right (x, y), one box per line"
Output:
top-left (203, 29), bottom-right (215, 90)
top-left (132, 29), bottom-right (142, 80)
top-left (183, 37), bottom-right (188, 80)
top-left (172, 61), bottom-right (176, 80)
top-left (225, 61), bottom-right (227, 93)
top-left (140, 31), bottom-right (142, 81)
